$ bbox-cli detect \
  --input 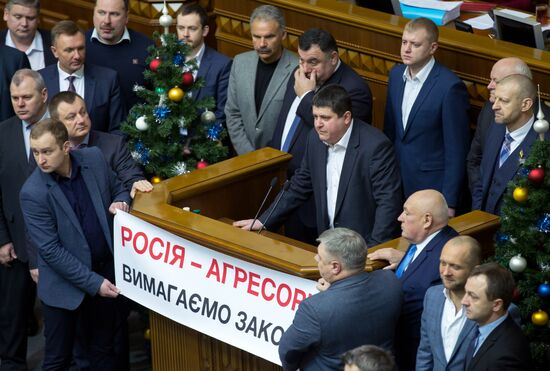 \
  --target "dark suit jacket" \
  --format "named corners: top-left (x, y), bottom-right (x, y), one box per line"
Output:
top-left (0, 115), bottom-right (36, 263)
top-left (270, 62), bottom-right (372, 177)
top-left (466, 316), bottom-right (531, 371)
top-left (260, 119), bottom-right (402, 246)
top-left (395, 226), bottom-right (459, 370)
top-left (0, 46), bottom-right (30, 121)
top-left (39, 63), bottom-right (123, 133)
top-left (278, 271), bottom-right (403, 371)
top-left (20, 148), bottom-right (131, 310)
top-left (88, 130), bottom-right (145, 191)
top-left (416, 284), bottom-right (477, 371)
top-left (467, 101), bottom-right (550, 193)
top-left (0, 28), bottom-right (56, 67)
top-left (193, 46), bottom-right (232, 125)
top-left (384, 61), bottom-right (470, 208)
top-left (472, 122), bottom-right (549, 215)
